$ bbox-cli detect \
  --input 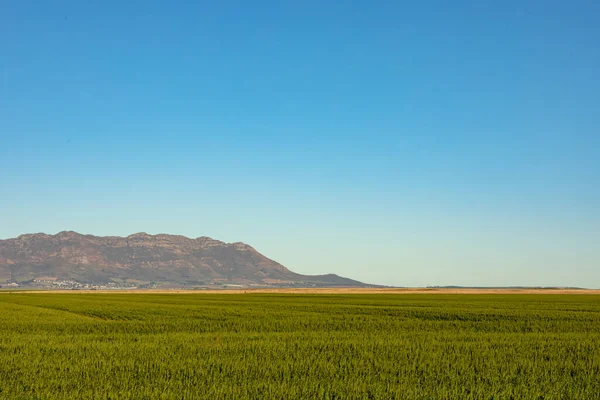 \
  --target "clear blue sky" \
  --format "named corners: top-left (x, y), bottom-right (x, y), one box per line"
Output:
top-left (1, 1), bottom-right (599, 287)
